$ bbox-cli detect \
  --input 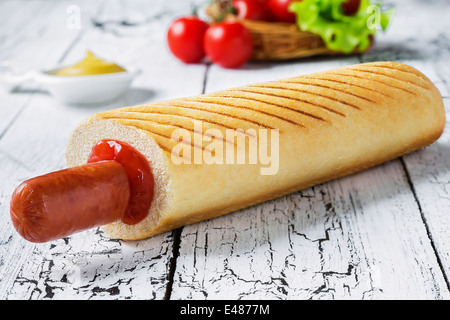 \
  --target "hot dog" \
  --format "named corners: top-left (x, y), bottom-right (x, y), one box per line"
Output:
top-left (10, 62), bottom-right (446, 243)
